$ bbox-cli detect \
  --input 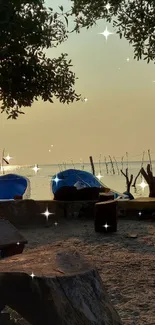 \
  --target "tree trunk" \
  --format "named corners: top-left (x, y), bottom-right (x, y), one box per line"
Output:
top-left (120, 169), bottom-right (133, 193)
top-left (0, 251), bottom-right (122, 325)
top-left (141, 164), bottom-right (155, 197)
